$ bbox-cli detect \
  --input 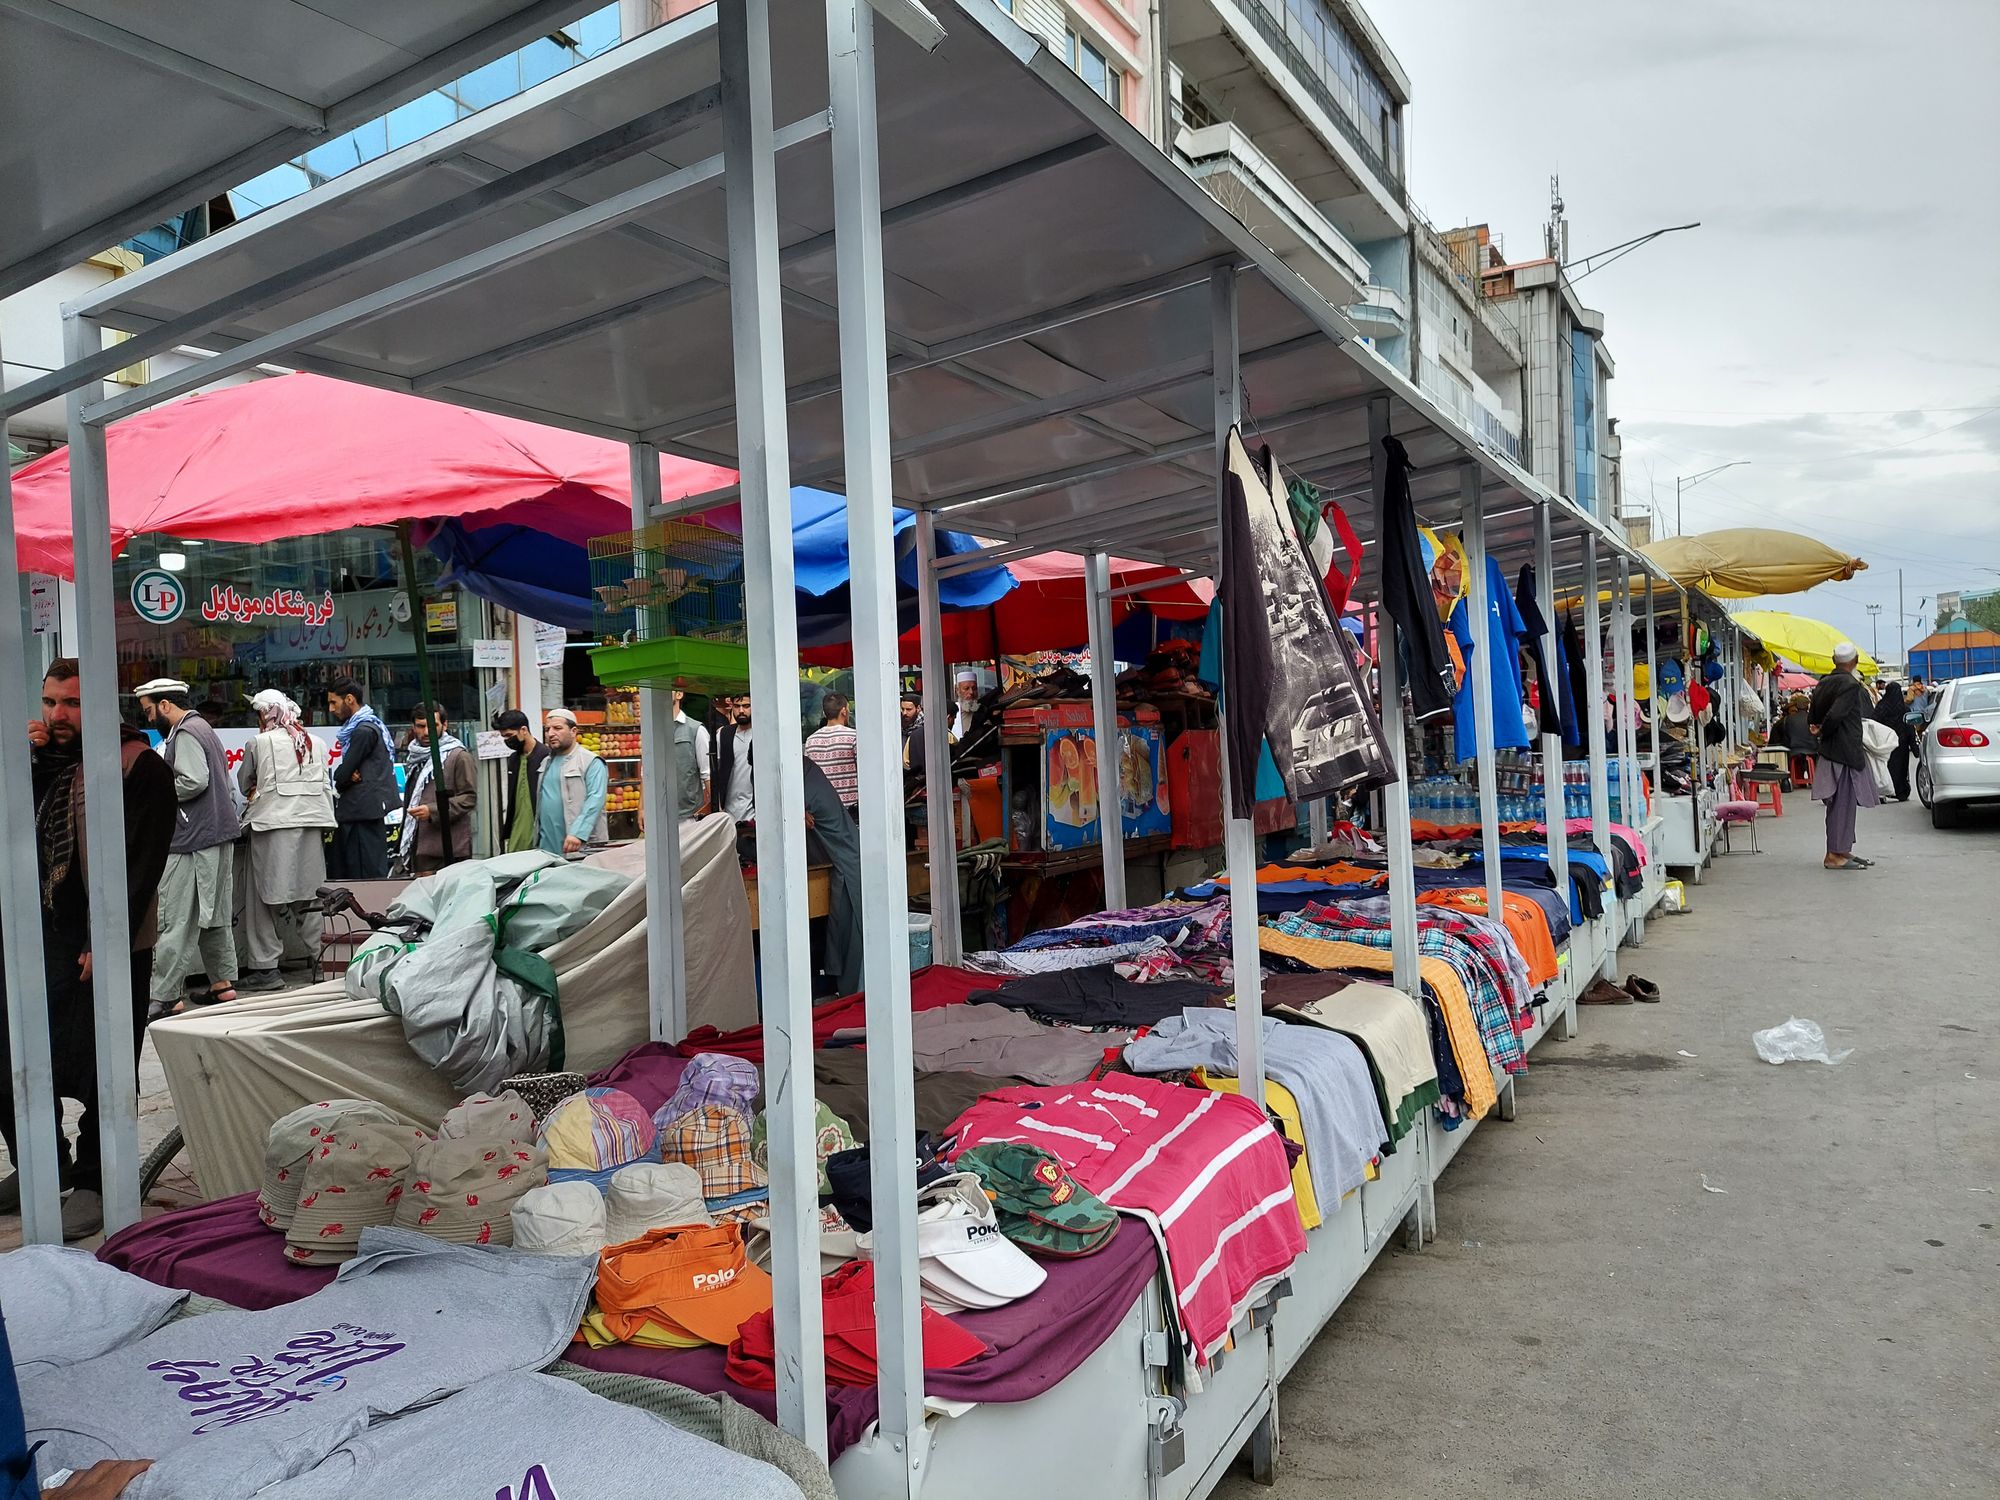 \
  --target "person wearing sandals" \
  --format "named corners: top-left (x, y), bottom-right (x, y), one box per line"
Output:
top-left (136, 676), bottom-right (244, 1013)
top-left (0, 660), bottom-right (174, 1239)
top-left (1805, 642), bottom-right (1878, 872)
